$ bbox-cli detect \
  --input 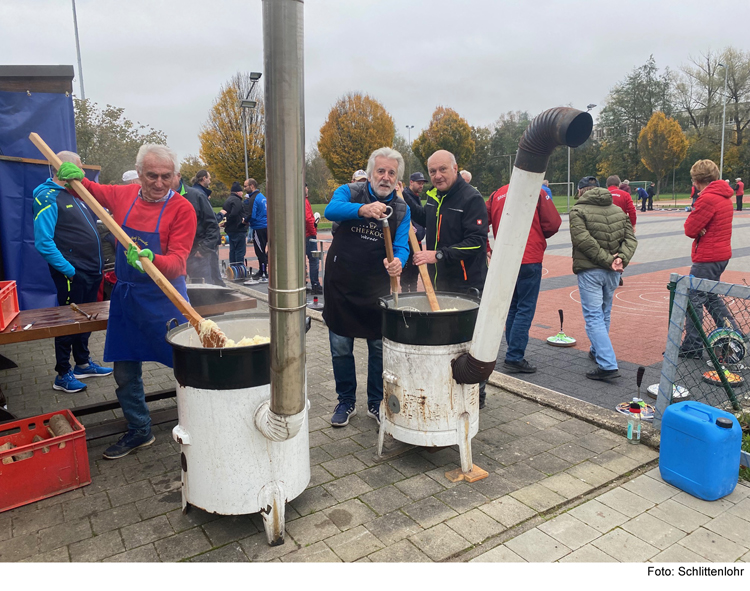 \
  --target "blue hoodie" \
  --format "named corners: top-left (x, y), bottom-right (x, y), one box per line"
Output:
top-left (32, 179), bottom-right (103, 277)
